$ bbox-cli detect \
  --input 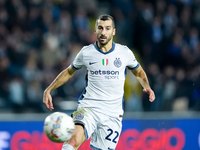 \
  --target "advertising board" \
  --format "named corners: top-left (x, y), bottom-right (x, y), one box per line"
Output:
top-left (0, 119), bottom-right (200, 150)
